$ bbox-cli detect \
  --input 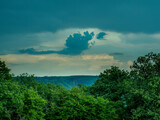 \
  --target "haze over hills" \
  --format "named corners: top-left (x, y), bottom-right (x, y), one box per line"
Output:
top-left (35, 75), bottom-right (98, 89)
